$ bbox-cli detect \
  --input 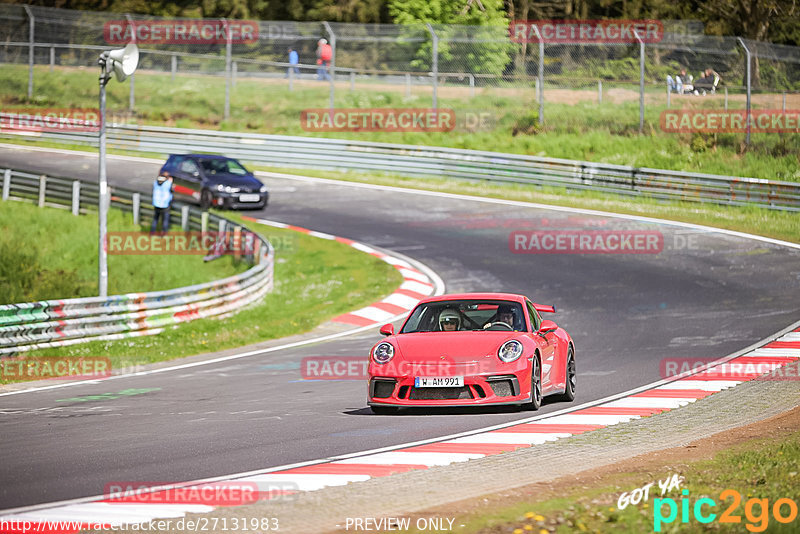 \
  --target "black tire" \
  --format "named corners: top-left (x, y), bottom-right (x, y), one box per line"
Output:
top-left (370, 405), bottom-right (399, 415)
top-left (527, 355), bottom-right (542, 411)
top-left (200, 189), bottom-right (213, 210)
top-left (556, 347), bottom-right (576, 402)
